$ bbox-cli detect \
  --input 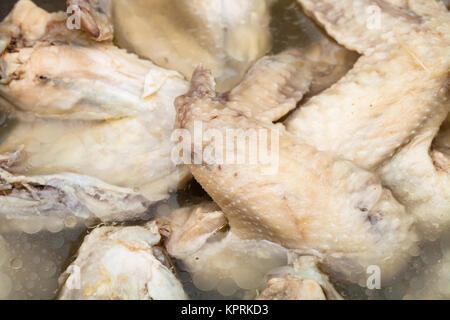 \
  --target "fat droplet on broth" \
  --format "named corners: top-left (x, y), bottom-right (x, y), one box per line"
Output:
top-left (232, 266), bottom-right (264, 290)
top-left (217, 278), bottom-right (238, 297)
top-left (10, 258), bottom-right (23, 270)
top-left (22, 221), bottom-right (44, 235)
top-left (64, 217), bottom-right (78, 229)
top-left (192, 271), bottom-right (220, 292)
top-left (46, 219), bottom-right (65, 234)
